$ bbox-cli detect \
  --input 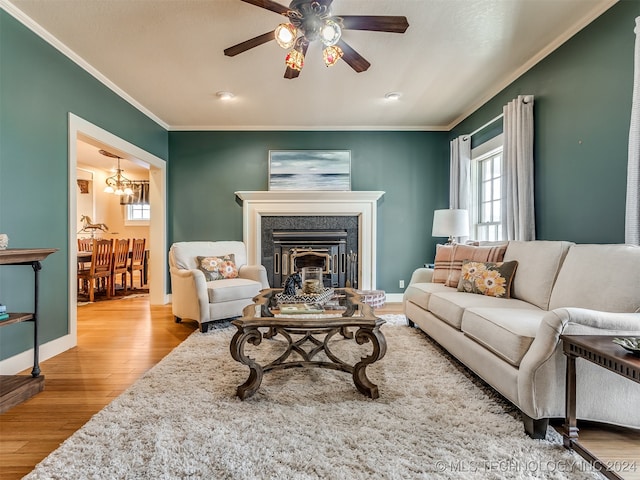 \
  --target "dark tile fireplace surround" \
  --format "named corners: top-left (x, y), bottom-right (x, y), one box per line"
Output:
top-left (261, 216), bottom-right (359, 289)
